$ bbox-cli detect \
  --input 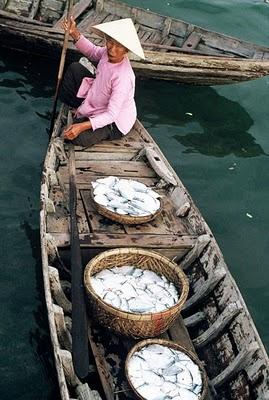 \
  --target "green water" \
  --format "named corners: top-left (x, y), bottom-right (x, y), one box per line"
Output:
top-left (0, 1), bottom-right (268, 398)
